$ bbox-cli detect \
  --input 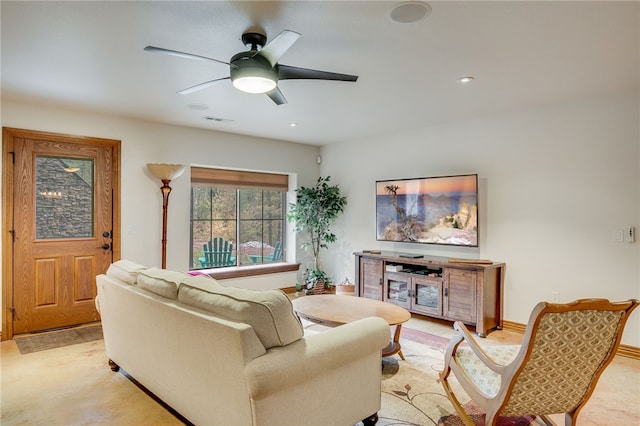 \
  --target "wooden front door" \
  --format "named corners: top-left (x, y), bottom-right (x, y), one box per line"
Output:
top-left (3, 128), bottom-right (120, 336)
